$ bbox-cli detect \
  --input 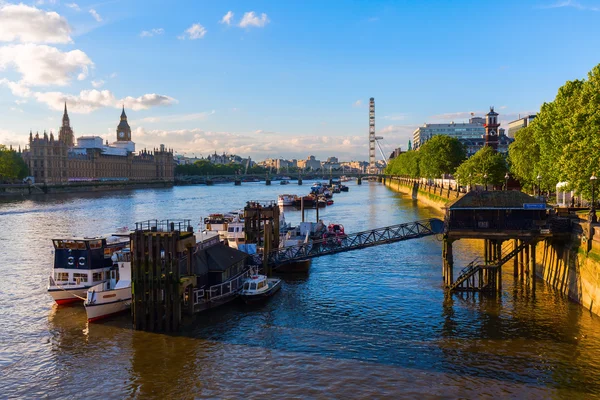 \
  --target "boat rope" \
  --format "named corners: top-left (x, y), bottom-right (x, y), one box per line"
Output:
top-left (53, 282), bottom-right (87, 301)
